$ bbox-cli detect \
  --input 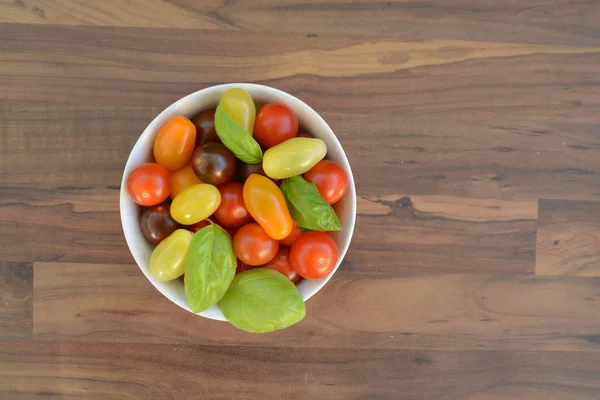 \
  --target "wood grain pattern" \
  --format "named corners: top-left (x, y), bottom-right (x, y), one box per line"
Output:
top-left (536, 199), bottom-right (600, 276)
top-left (2, 3), bottom-right (600, 398)
top-left (0, 263), bottom-right (32, 339)
top-left (33, 262), bottom-right (600, 351)
top-left (1, 1), bottom-right (599, 46)
top-left (1, 340), bottom-right (600, 400)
